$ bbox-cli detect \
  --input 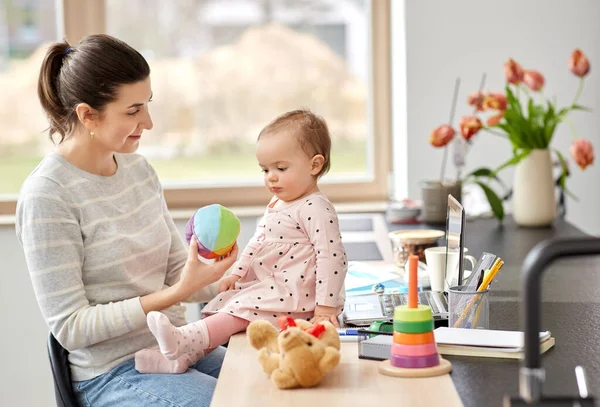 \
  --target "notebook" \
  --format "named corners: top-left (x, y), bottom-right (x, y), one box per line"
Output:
top-left (358, 328), bottom-right (555, 361)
